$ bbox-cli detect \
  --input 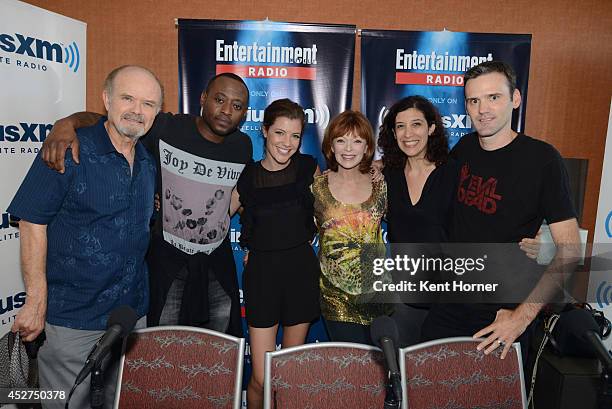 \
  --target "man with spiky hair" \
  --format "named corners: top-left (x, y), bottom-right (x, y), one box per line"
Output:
top-left (421, 61), bottom-right (580, 362)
